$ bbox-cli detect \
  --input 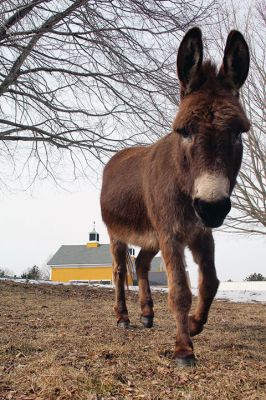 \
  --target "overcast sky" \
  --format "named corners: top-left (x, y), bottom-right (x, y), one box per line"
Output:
top-left (0, 177), bottom-right (264, 286)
